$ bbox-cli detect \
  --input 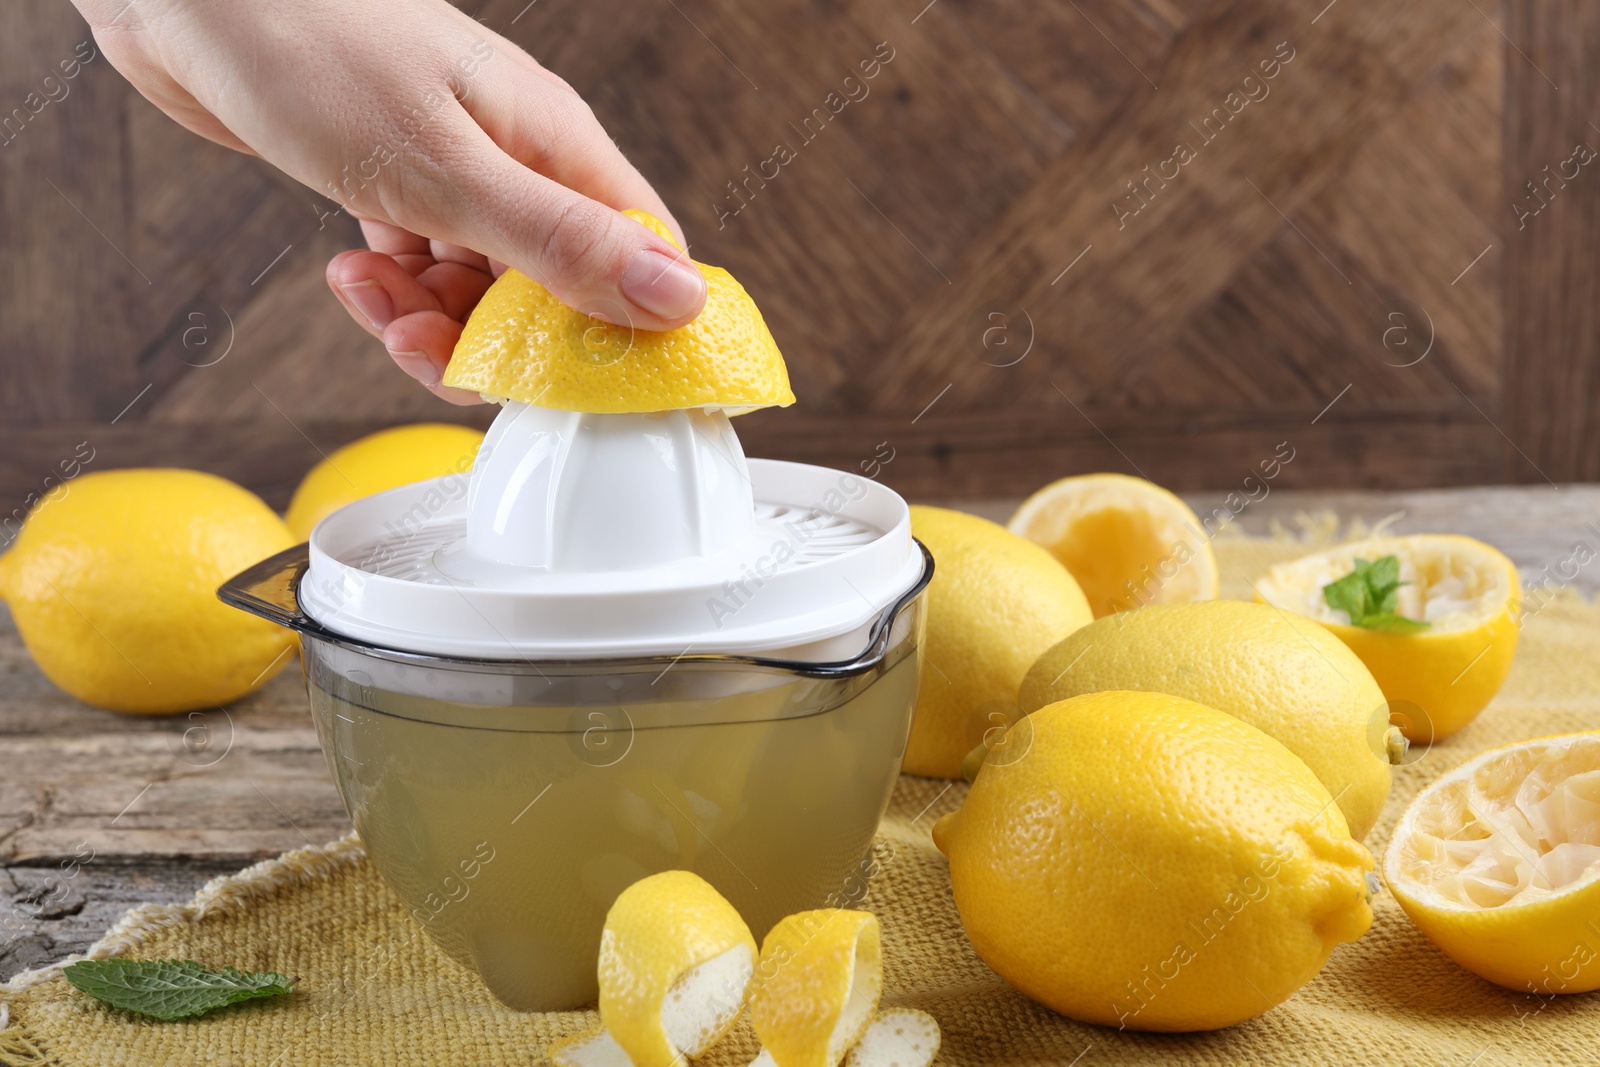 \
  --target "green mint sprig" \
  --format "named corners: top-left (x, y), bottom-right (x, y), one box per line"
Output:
top-left (63, 959), bottom-right (295, 1020)
top-left (1321, 555), bottom-right (1431, 633)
